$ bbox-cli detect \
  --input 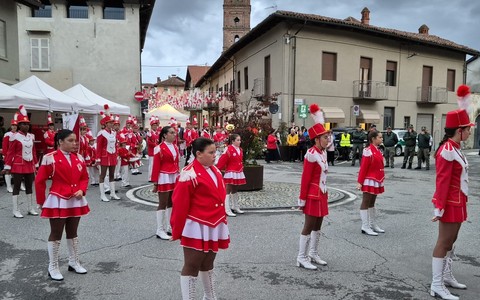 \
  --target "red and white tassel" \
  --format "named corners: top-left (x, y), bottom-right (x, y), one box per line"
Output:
top-left (309, 104), bottom-right (325, 125)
